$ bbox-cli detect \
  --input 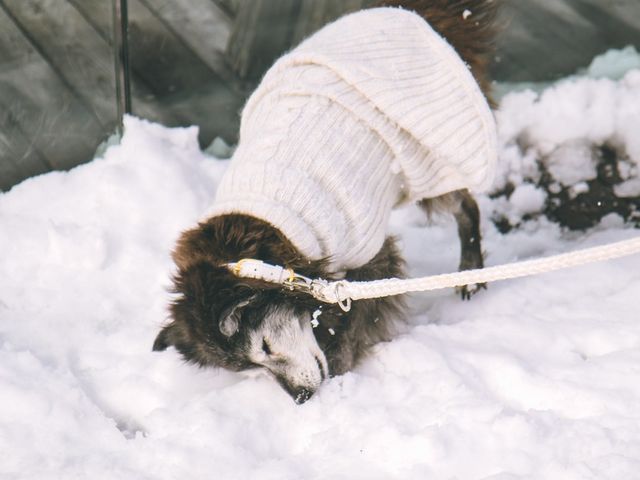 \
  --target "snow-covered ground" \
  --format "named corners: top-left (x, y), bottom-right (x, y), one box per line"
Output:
top-left (1, 49), bottom-right (640, 480)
